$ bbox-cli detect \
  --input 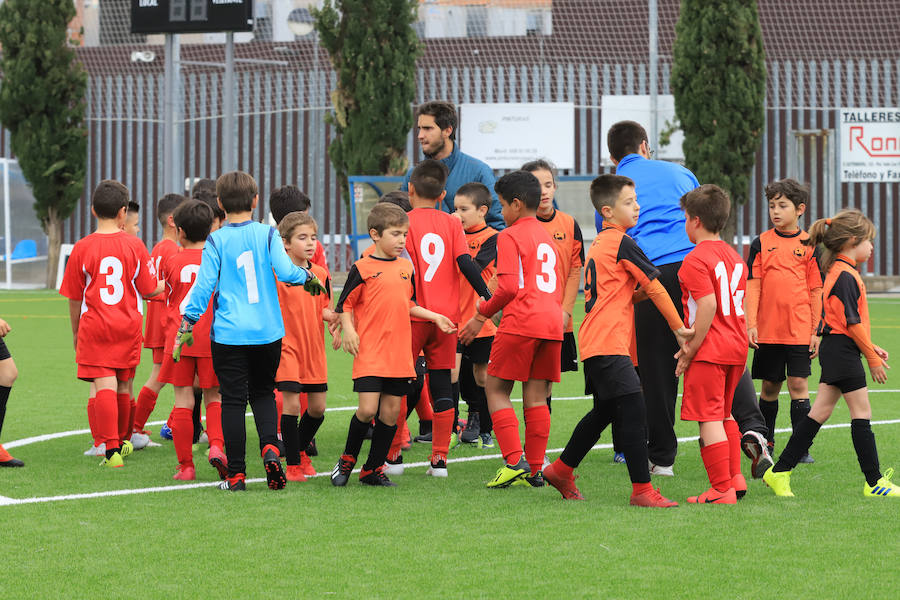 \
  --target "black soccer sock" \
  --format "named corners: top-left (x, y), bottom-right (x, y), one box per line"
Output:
top-left (192, 389), bottom-right (203, 443)
top-left (790, 398), bottom-right (811, 433)
top-left (559, 409), bottom-right (609, 469)
top-left (773, 416), bottom-right (821, 472)
top-left (546, 395), bottom-right (552, 414)
top-left (614, 392), bottom-right (651, 484)
top-left (343, 414), bottom-right (370, 459)
top-left (297, 411), bottom-right (325, 453)
top-left (0, 385), bottom-right (10, 439)
top-left (759, 397), bottom-right (778, 445)
top-left (476, 384), bottom-right (492, 434)
top-left (451, 381), bottom-right (460, 429)
top-left (280, 414), bottom-right (300, 465)
top-left (363, 418), bottom-right (398, 472)
top-left (851, 418), bottom-right (881, 487)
